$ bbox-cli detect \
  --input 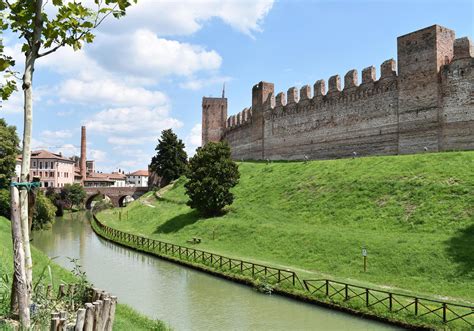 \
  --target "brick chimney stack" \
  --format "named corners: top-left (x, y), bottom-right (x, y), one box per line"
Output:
top-left (80, 126), bottom-right (87, 183)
